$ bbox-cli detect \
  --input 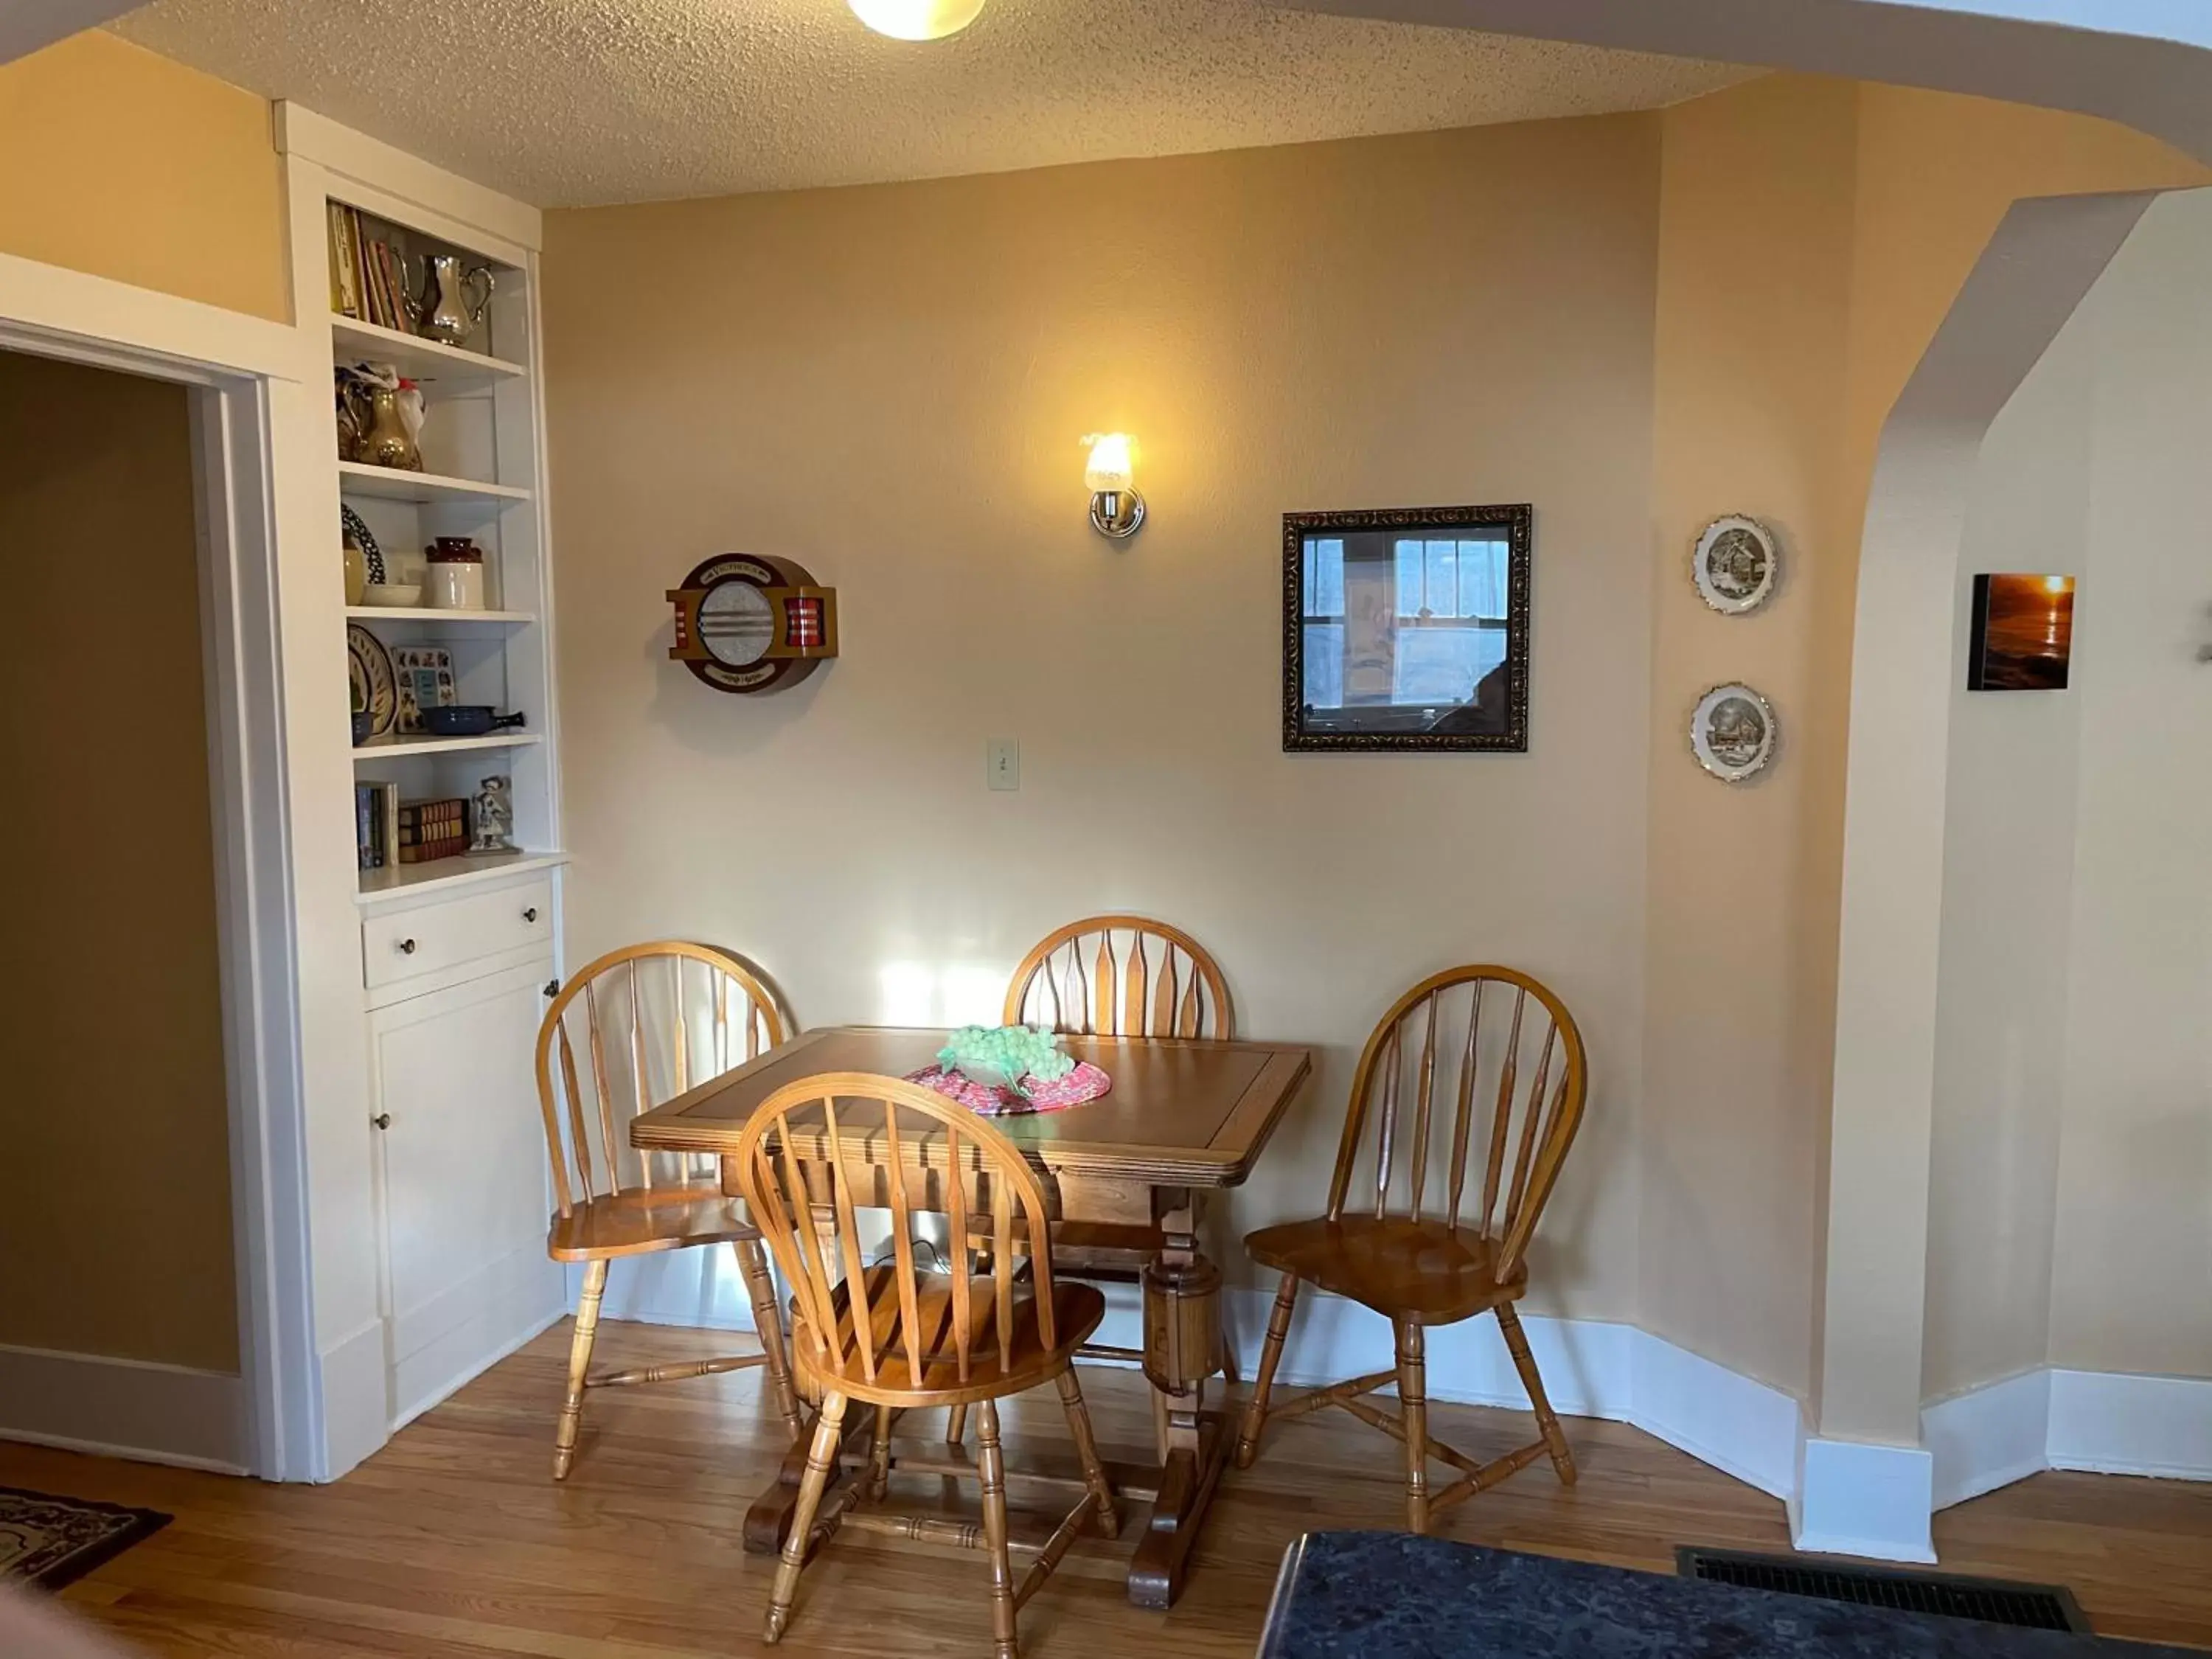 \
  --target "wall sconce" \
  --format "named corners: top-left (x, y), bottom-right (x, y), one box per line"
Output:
top-left (1083, 432), bottom-right (1146, 540)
